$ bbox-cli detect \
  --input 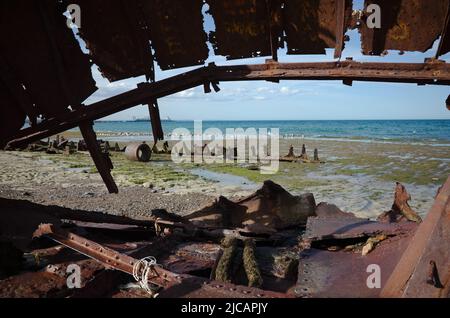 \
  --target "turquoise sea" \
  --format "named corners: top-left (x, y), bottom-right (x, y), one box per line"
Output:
top-left (84, 120), bottom-right (450, 145)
